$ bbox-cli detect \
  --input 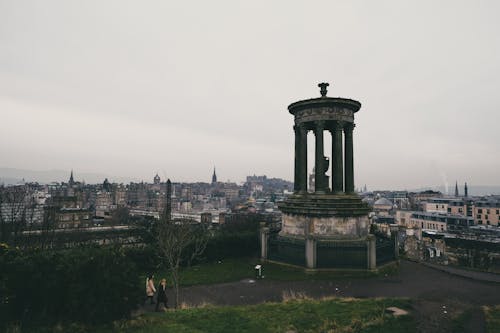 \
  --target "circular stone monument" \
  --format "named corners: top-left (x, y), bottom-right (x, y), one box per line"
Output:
top-left (261, 83), bottom-right (378, 270)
